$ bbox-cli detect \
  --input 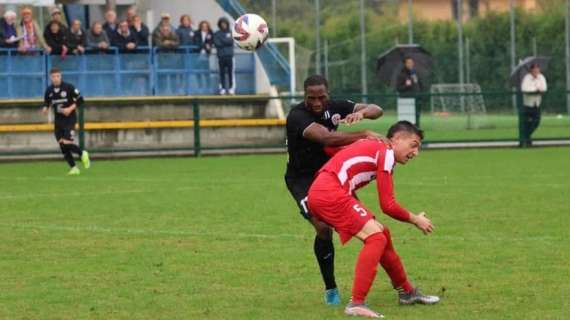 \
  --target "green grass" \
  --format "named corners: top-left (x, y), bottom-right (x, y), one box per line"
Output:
top-left (345, 113), bottom-right (570, 141)
top-left (1, 149), bottom-right (569, 319)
